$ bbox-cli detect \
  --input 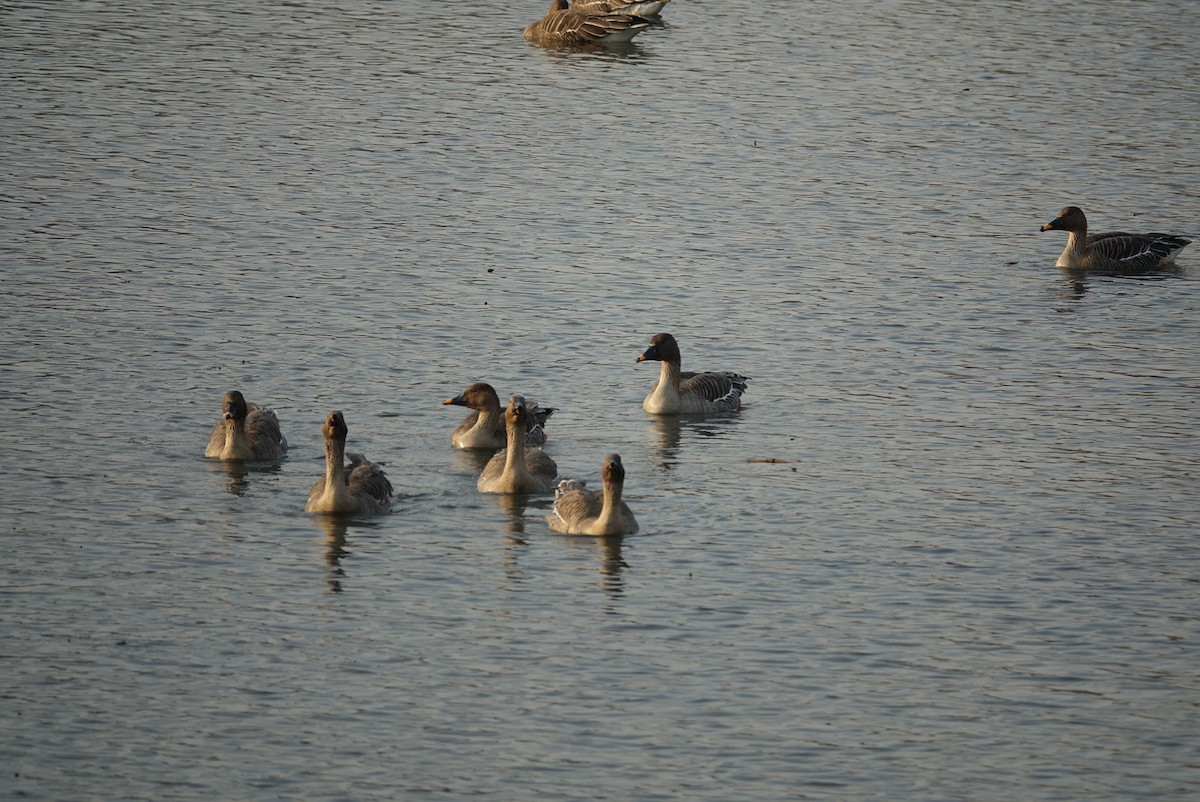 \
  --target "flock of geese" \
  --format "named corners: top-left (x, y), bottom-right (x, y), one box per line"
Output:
top-left (205, 208), bottom-right (1189, 533)
top-left (205, 332), bottom-right (750, 536)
